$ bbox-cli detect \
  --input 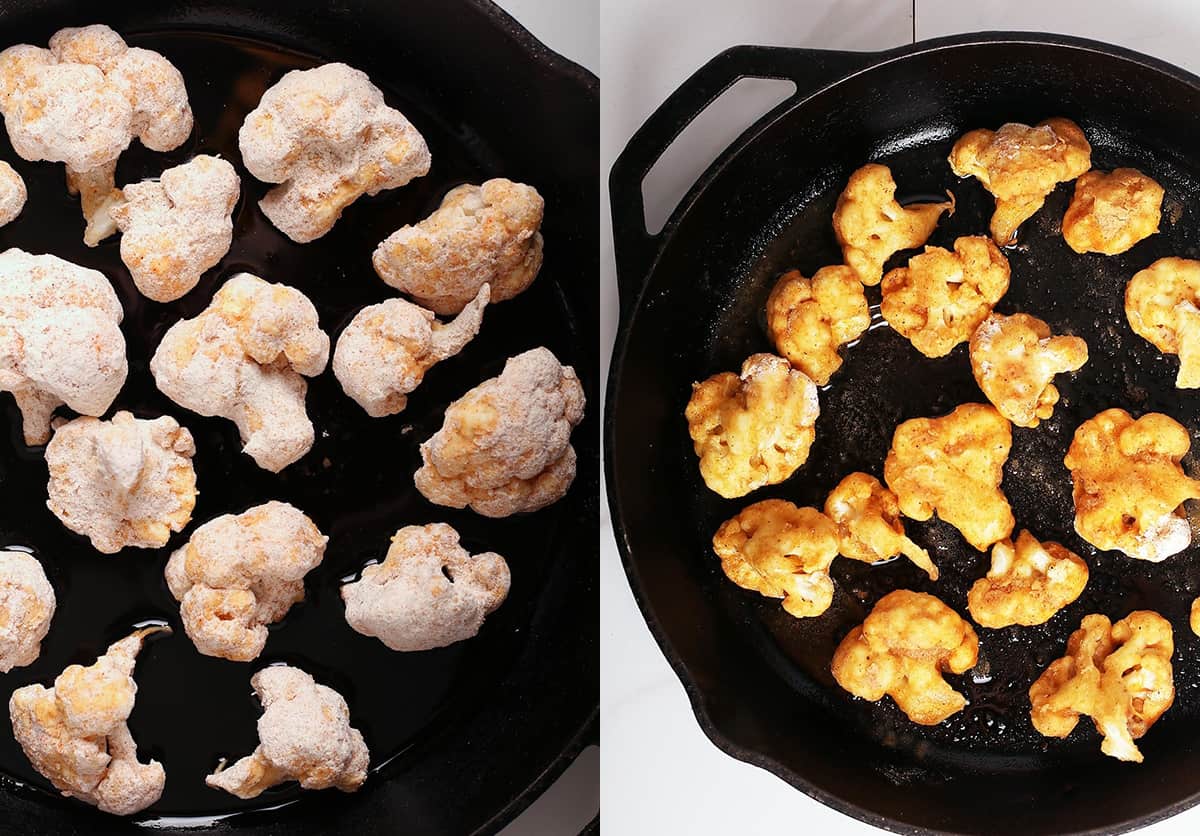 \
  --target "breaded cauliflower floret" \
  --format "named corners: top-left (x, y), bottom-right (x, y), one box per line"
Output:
top-left (239, 62), bottom-right (431, 243)
top-left (1125, 257), bottom-right (1200, 388)
top-left (766, 266), bottom-right (870, 385)
top-left (831, 163), bottom-right (953, 286)
top-left (881, 236), bottom-right (1011, 358)
top-left (9, 625), bottom-right (169, 815)
top-left (0, 248), bottom-right (127, 445)
top-left (884, 403), bottom-right (1014, 552)
top-left (0, 161), bottom-right (25, 226)
top-left (165, 502), bottom-right (327, 662)
top-left (342, 522), bottom-right (510, 651)
top-left (711, 499), bottom-right (838, 618)
top-left (415, 347), bottom-right (584, 517)
top-left (825, 472), bottom-right (937, 580)
top-left (831, 590), bottom-right (978, 725)
top-left (969, 312), bottom-right (1088, 428)
top-left (686, 353), bottom-right (819, 499)
top-left (206, 665), bottom-right (369, 799)
top-left (110, 155), bottom-right (240, 302)
top-left (949, 118), bottom-right (1092, 244)
top-left (1062, 168), bottom-right (1163, 255)
top-left (150, 273), bottom-right (330, 472)
top-left (0, 549), bottom-right (54, 672)
top-left (373, 179), bottom-right (543, 315)
top-left (1030, 611), bottom-right (1174, 763)
top-left (333, 284), bottom-right (488, 417)
top-left (1064, 408), bottom-right (1200, 561)
top-left (967, 530), bottom-right (1088, 628)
